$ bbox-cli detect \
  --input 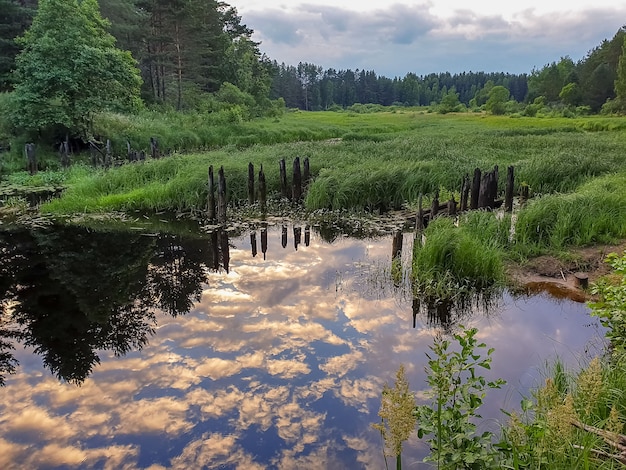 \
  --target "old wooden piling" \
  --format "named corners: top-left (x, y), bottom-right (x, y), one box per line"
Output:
top-left (448, 196), bottom-right (457, 216)
top-left (25, 143), bottom-right (37, 175)
top-left (431, 190), bottom-right (440, 219)
top-left (303, 157), bottom-right (310, 189)
top-left (305, 225), bottom-right (310, 247)
top-left (470, 168), bottom-right (481, 210)
top-left (505, 165), bottom-right (514, 212)
top-left (292, 157), bottom-right (302, 202)
top-left (279, 158), bottom-right (289, 199)
top-left (294, 226), bottom-right (302, 250)
top-left (248, 162), bottom-right (255, 205)
top-left (281, 225), bottom-right (288, 248)
top-left (574, 272), bottom-right (589, 289)
top-left (392, 230), bottom-right (403, 259)
top-left (207, 165), bottom-right (216, 221)
top-left (217, 166), bottom-right (227, 224)
top-left (150, 137), bottom-right (159, 159)
top-left (258, 164), bottom-right (267, 214)
top-left (250, 232), bottom-right (257, 257)
top-left (219, 230), bottom-right (230, 273)
top-left (460, 174), bottom-right (470, 211)
top-left (415, 194), bottom-right (424, 232)
top-left (261, 227), bottom-right (268, 260)
top-left (489, 165), bottom-right (499, 206)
